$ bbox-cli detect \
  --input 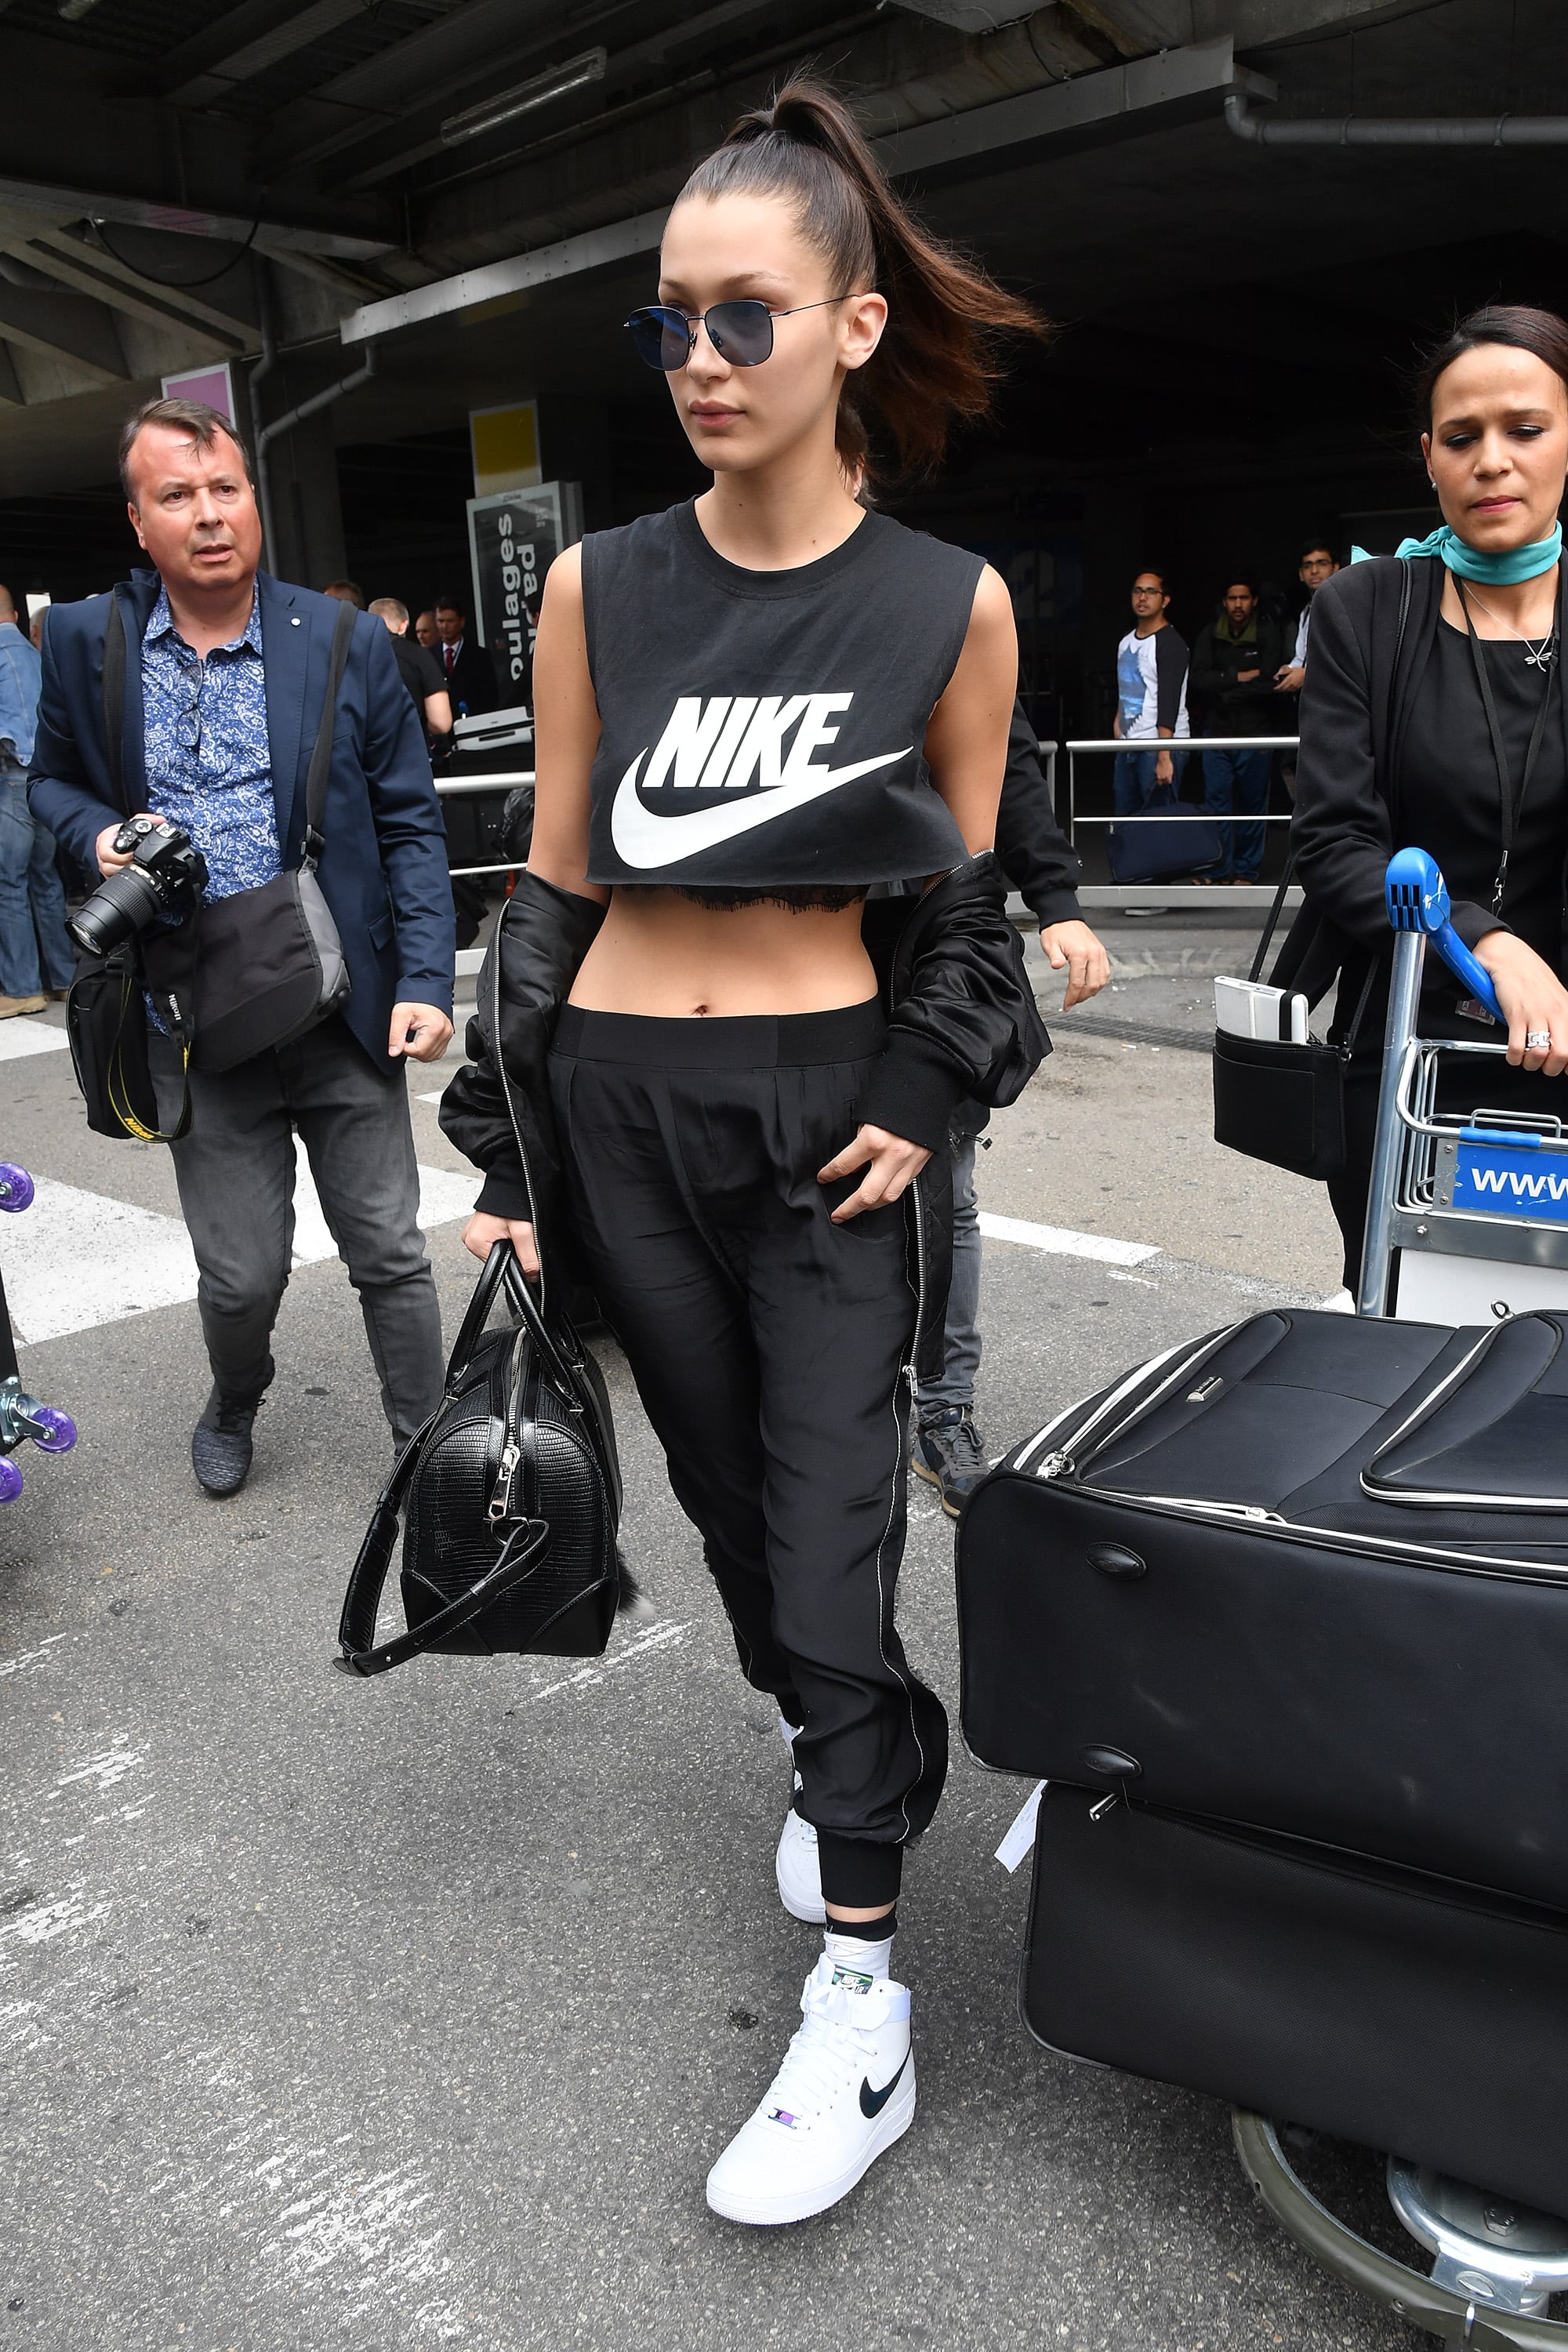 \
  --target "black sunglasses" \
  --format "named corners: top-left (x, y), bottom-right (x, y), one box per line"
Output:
top-left (624, 295), bottom-right (851, 373)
